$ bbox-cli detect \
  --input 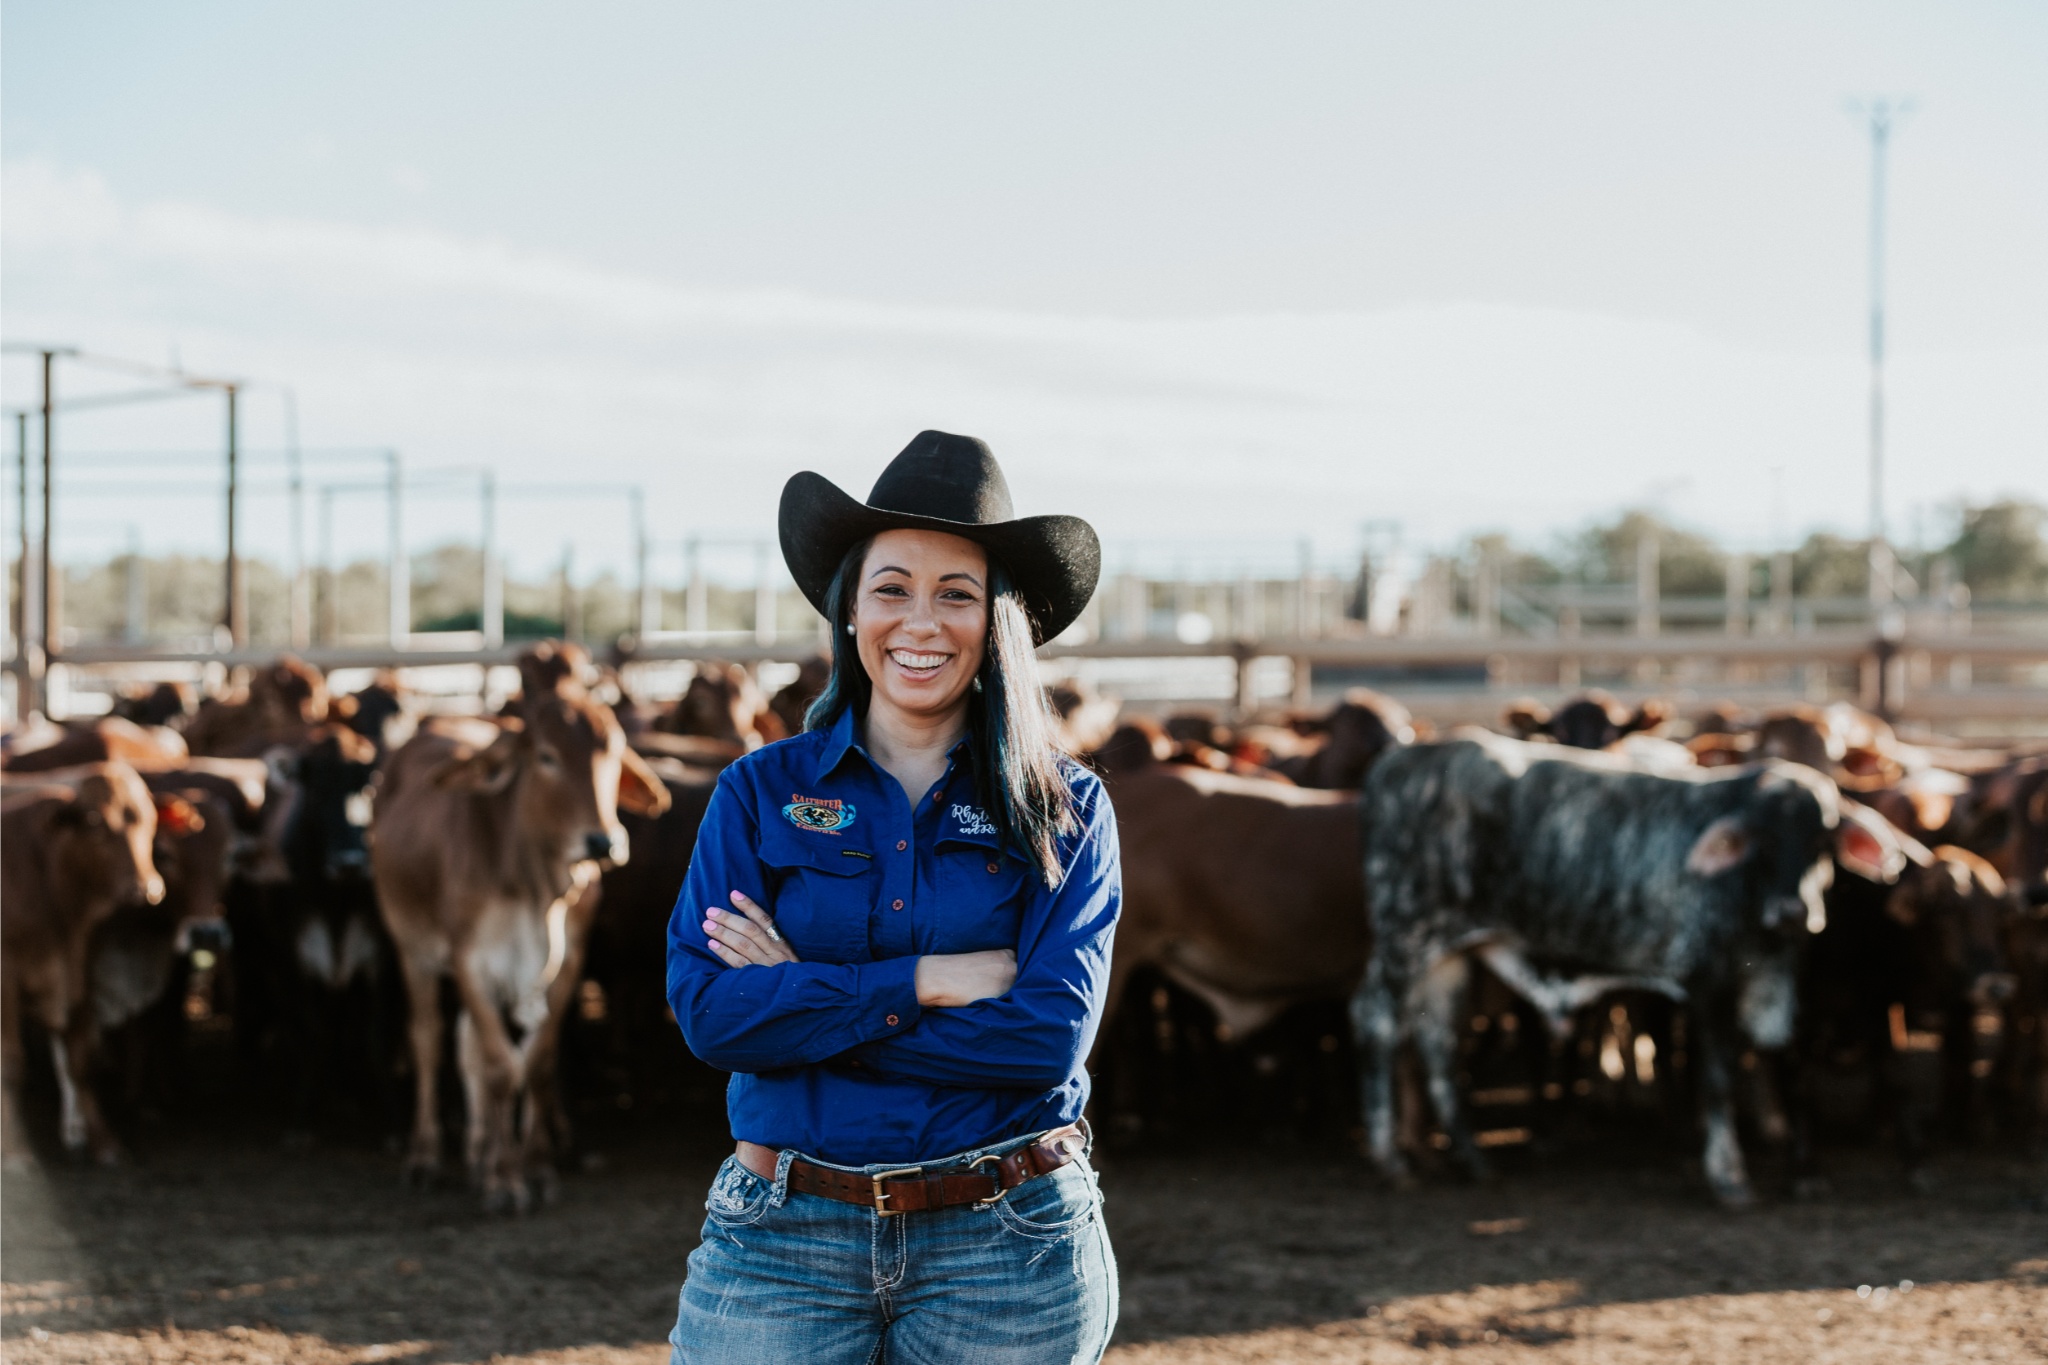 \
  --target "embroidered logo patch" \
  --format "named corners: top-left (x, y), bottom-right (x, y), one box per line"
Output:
top-left (950, 803), bottom-right (999, 836)
top-left (784, 793), bottom-right (856, 833)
